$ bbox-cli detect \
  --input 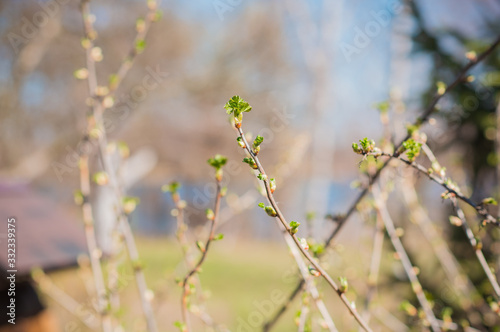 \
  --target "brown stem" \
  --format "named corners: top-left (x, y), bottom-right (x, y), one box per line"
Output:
top-left (263, 33), bottom-right (500, 325)
top-left (399, 172), bottom-right (485, 316)
top-left (104, 1), bottom-right (159, 98)
top-left (237, 127), bottom-right (372, 332)
top-left (372, 152), bottom-right (500, 227)
top-left (451, 198), bottom-right (500, 300)
top-left (181, 178), bottom-right (222, 331)
top-left (169, 191), bottom-right (219, 329)
top-left (325, 33), bottom-right (500, 247)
